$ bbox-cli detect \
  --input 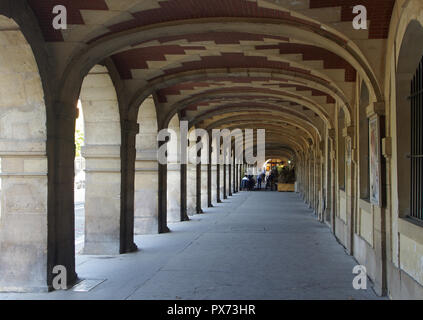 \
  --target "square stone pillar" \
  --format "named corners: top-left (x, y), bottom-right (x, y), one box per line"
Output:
top-left (187, 163), bottom-right (197, 216)
top-left (220, 163), bottom-right (225, 200)
top-left (0, 144), bottom-right (48, 292)
top-left (228, 163), bottom-right (232, 197)
top-left (239, 164), bottom-right (242, 191)
top-left (201, 164), bottom-right (208, 209)
top-left (134, 150), bottom-right (159, 234)
top-left (342, 125), bottom-right (356, 255)
top-left (179, 164), bottom-right (188, 221)
top-left (211, 164), bottom-right (217, 204)
top-left (167, 162), bottom-right (181, 222)
top-left (365, 102), bottom-right (387, 296)
top-left (81, 145), bottom-right (121, 255)
top-left (223, 164), bottom-right (227, 199)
